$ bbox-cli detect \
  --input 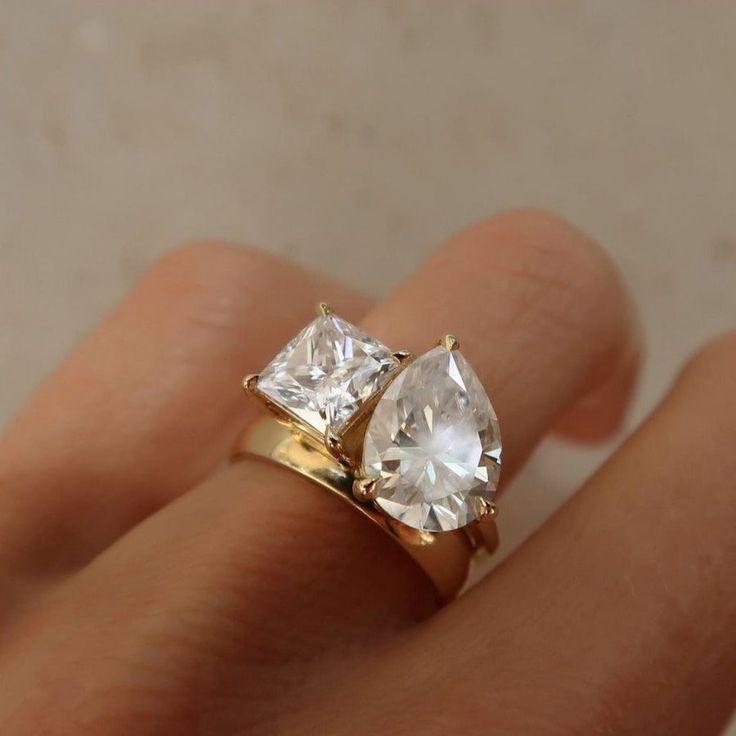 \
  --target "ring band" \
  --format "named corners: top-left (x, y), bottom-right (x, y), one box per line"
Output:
top-left (231, 303), bottom-right (502, 602)
top-left (233, 418), bottom-right (481, 601)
